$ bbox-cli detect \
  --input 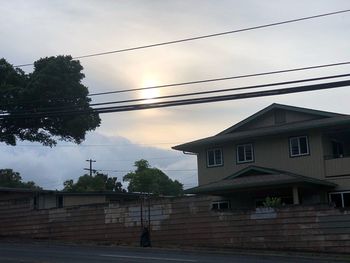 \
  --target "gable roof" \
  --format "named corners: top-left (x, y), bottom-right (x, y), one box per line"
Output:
top-left (218, 103), bottom-right (345, 135)
top-left (184, 166), bottom-right (336, 195)
top-left (173, 104), bottom-right (350, 152)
